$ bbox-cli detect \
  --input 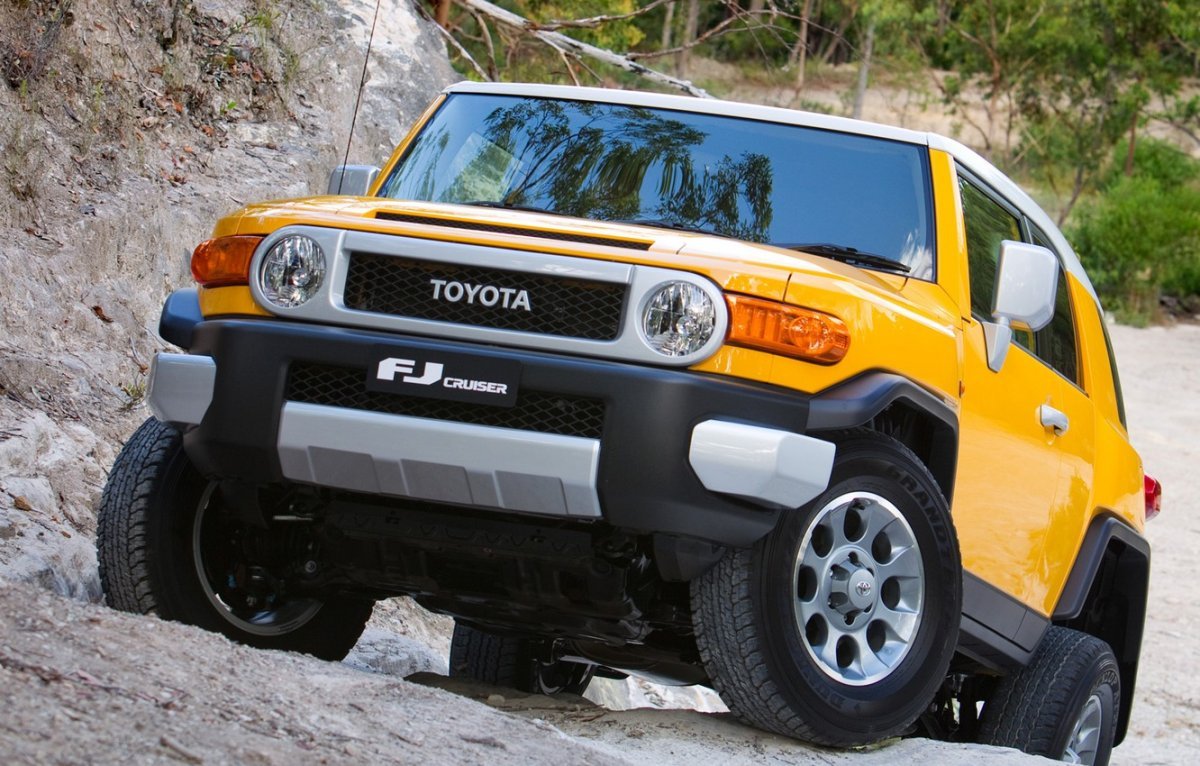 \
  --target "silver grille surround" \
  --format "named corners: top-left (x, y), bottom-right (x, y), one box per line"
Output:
top-left (247, 225), bottom-right (728, 367)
